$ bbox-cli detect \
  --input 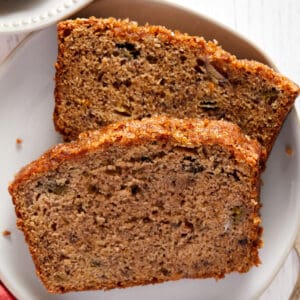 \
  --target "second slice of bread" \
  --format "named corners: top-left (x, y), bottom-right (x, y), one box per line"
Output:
top-left (54, 17), bottom-right (299, 159)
